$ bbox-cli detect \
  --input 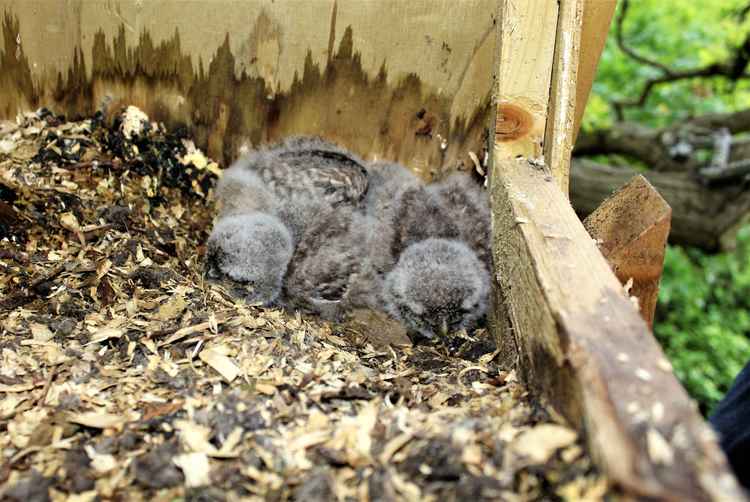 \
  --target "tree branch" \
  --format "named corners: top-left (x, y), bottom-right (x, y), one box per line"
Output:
top-left (575, 107), bottom-right (750, 173)
top-left (571, 159), bottom-right (750, 251)
top-left (614, 0), bottom-right (673, 75)
top-left (612, 1), bottom-right (750, 118)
